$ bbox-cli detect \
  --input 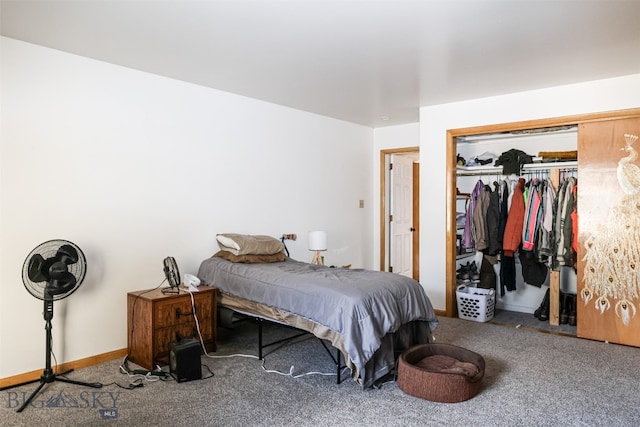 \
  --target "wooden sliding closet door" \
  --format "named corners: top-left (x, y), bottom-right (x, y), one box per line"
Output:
top-left (577, 117), bottom-right (640, 346)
